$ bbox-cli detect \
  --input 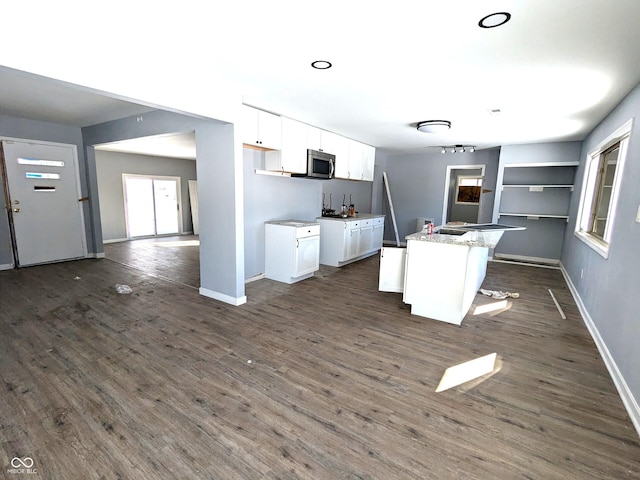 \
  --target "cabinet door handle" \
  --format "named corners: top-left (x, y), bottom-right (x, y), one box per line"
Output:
top-left (296, 239), bottom-right (299, 248)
